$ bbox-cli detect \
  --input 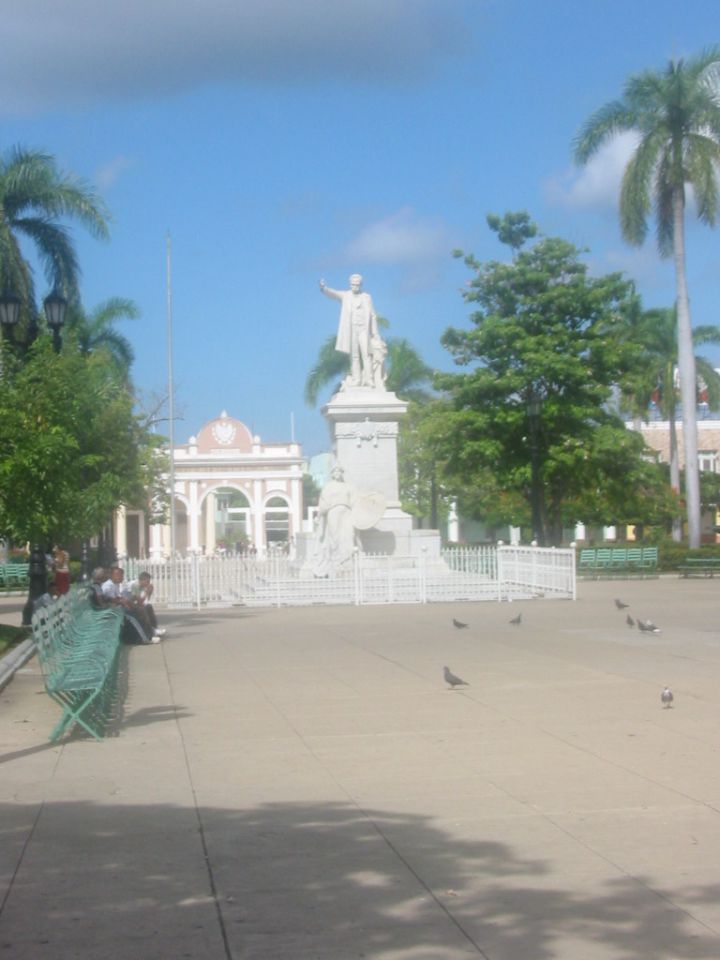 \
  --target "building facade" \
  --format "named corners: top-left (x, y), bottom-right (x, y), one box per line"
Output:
top-left (632, 415), bottom-right (720, 542)
top-left (114, 412), bottom-right (304, 559)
